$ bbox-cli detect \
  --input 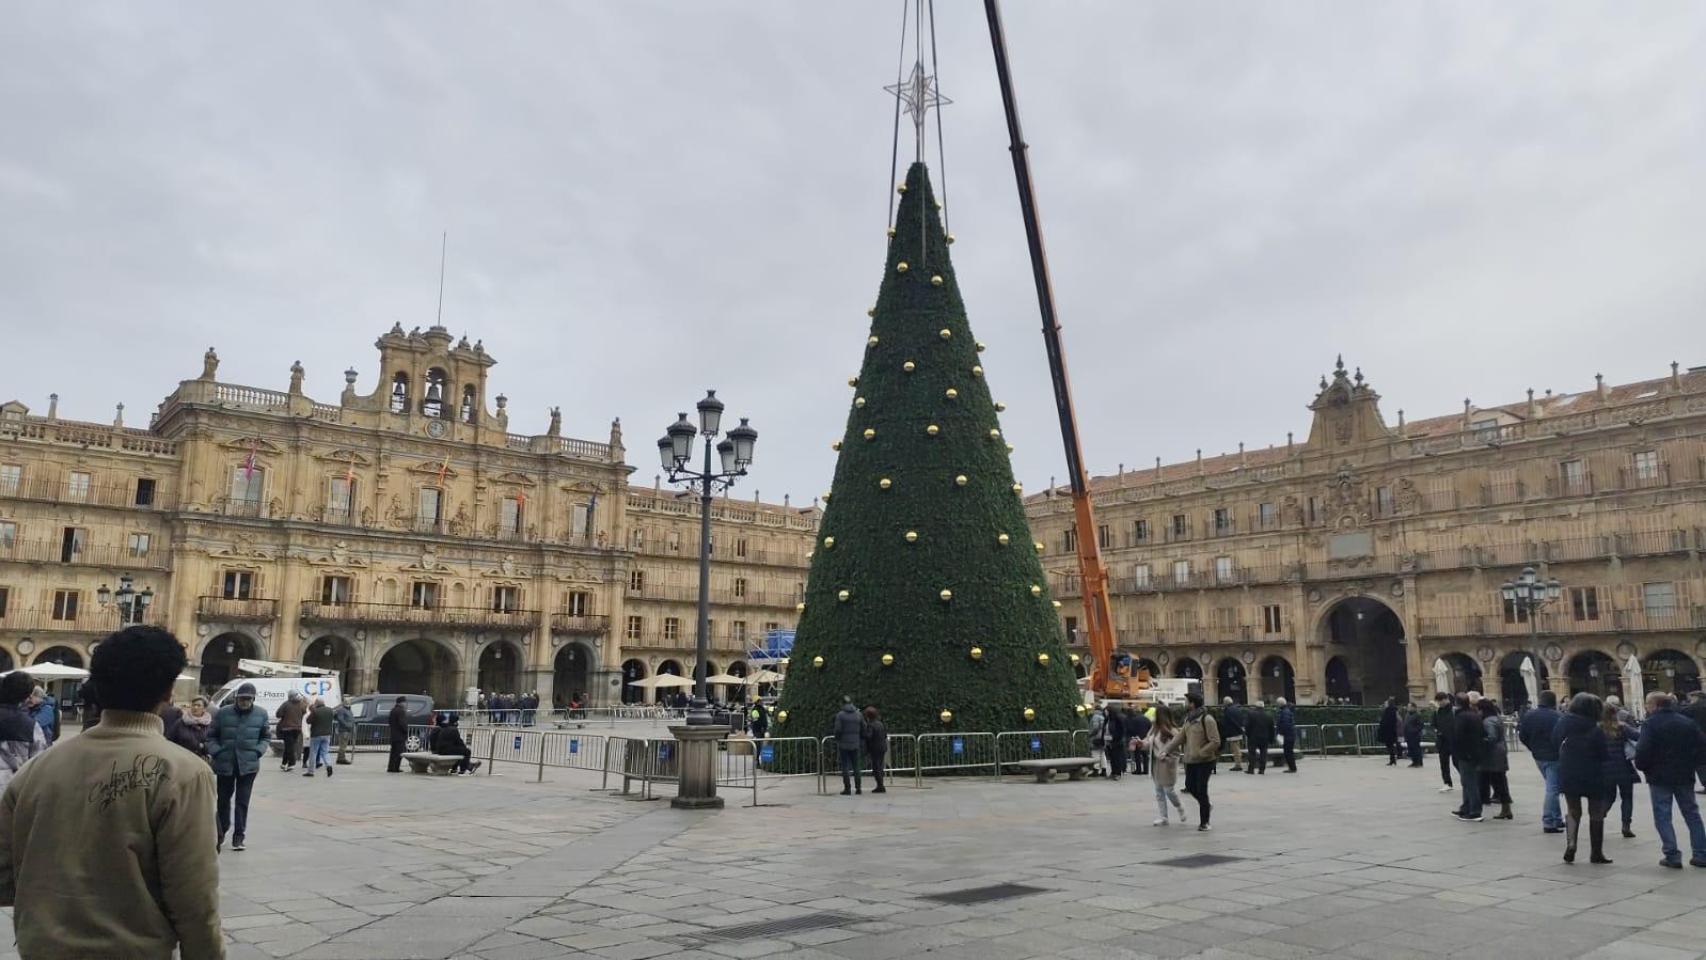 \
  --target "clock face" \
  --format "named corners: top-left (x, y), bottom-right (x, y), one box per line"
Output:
top-left (426, 420), bottom-right (448, 439)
